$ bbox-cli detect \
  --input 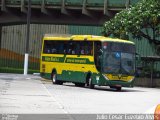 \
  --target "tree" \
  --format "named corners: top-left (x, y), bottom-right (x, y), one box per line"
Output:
top-left (102, 0), bottom-right (160, 44)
